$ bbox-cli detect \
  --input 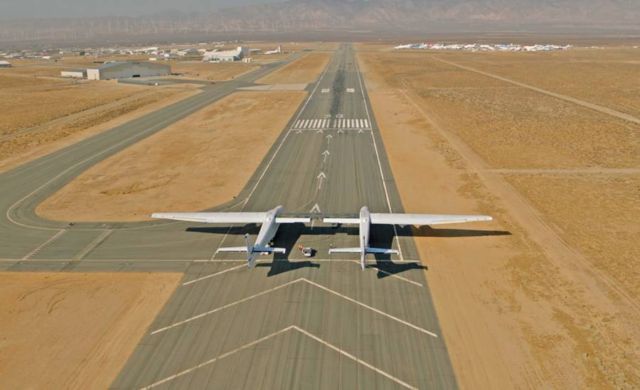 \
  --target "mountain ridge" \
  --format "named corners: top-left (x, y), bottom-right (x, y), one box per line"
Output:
top-left (1, 0), bottom-right (638, 44)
